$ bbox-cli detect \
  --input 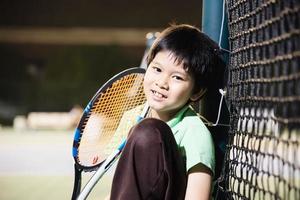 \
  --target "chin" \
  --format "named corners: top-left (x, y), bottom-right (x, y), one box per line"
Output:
top-left (148, 103), bottom-right (165, 112)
